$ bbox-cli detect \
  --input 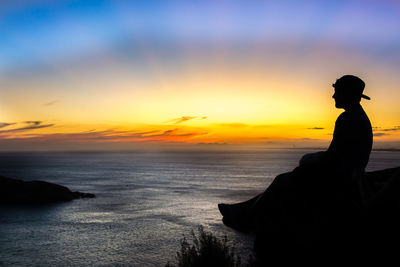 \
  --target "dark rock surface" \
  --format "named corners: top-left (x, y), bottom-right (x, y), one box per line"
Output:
top-left (220, 166), bottom-right (400, 265)
top-left (0, 176), bottom-right (95, 204)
